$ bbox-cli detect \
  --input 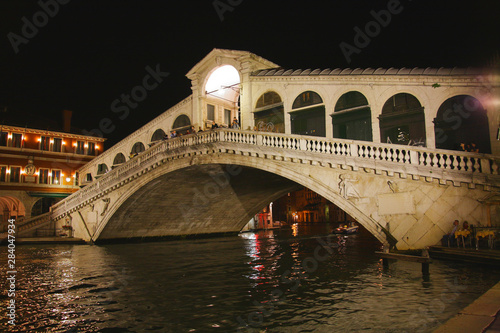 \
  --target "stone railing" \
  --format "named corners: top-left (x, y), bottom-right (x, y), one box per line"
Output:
top-left (17, 212), bottom-right (52, 235)
top-left (50, 128), bottom-right (500, 221)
